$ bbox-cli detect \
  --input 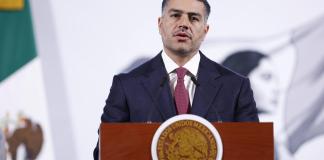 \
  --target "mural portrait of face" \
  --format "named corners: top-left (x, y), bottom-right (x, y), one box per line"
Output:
top-left (221, 50), bottom-right (280, 115)
top-left (249, 58), bottom-right (279, 114)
